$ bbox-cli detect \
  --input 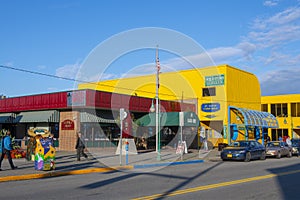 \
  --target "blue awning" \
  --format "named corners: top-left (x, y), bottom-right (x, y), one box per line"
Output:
top-left (229, 106), bottom-right (278, 128)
